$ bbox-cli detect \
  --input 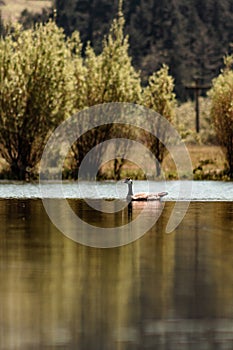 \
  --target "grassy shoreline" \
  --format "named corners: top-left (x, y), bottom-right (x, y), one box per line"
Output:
top-left (98, 145), bottom-right (228, 181)
top-left (0, 144), bottom-right (229, 181)
top-left (163, 144), bottom-right (227, 180)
